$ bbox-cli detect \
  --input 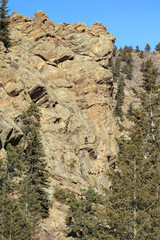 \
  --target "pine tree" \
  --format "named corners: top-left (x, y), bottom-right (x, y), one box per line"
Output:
top-left (0, 158), bottom-right (7, 192)
top-left (135, 45), bottom-right (140, 53)
top-left (126, 62), bottom-right (133, 80)
top-left (108, 58), bottom-right (113, 67)
top-left (0, 194), bottom-right (31, 240)
top-left (140, 59), bottom-right (153, 73)
top-left (106, 65), bottom-right (160, 239)
top-left (5, 143), bottom-right (23, 193)
top-left (19, 103), bottom-right (50, 224)
top-left (114, 75), bottom-right (125, 120)
top-left (127, 102), bottom-right (133, 116)
top-left (155, 42), bottom-right (160, 52)
top-left (66, 188), bottom-right (107, 239)
top-left (0, 156), bottom-right (31, 239)
top-left (0, 0), bottom-right (10, 48)
top-left (113, 45), bottom-right (117, 56)
top-left (144, 43), bottom-right (151, 52)
top-left (139, 50), bottom-right (144, 58)
top-left (112, 57), bottom-right (121, 81)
